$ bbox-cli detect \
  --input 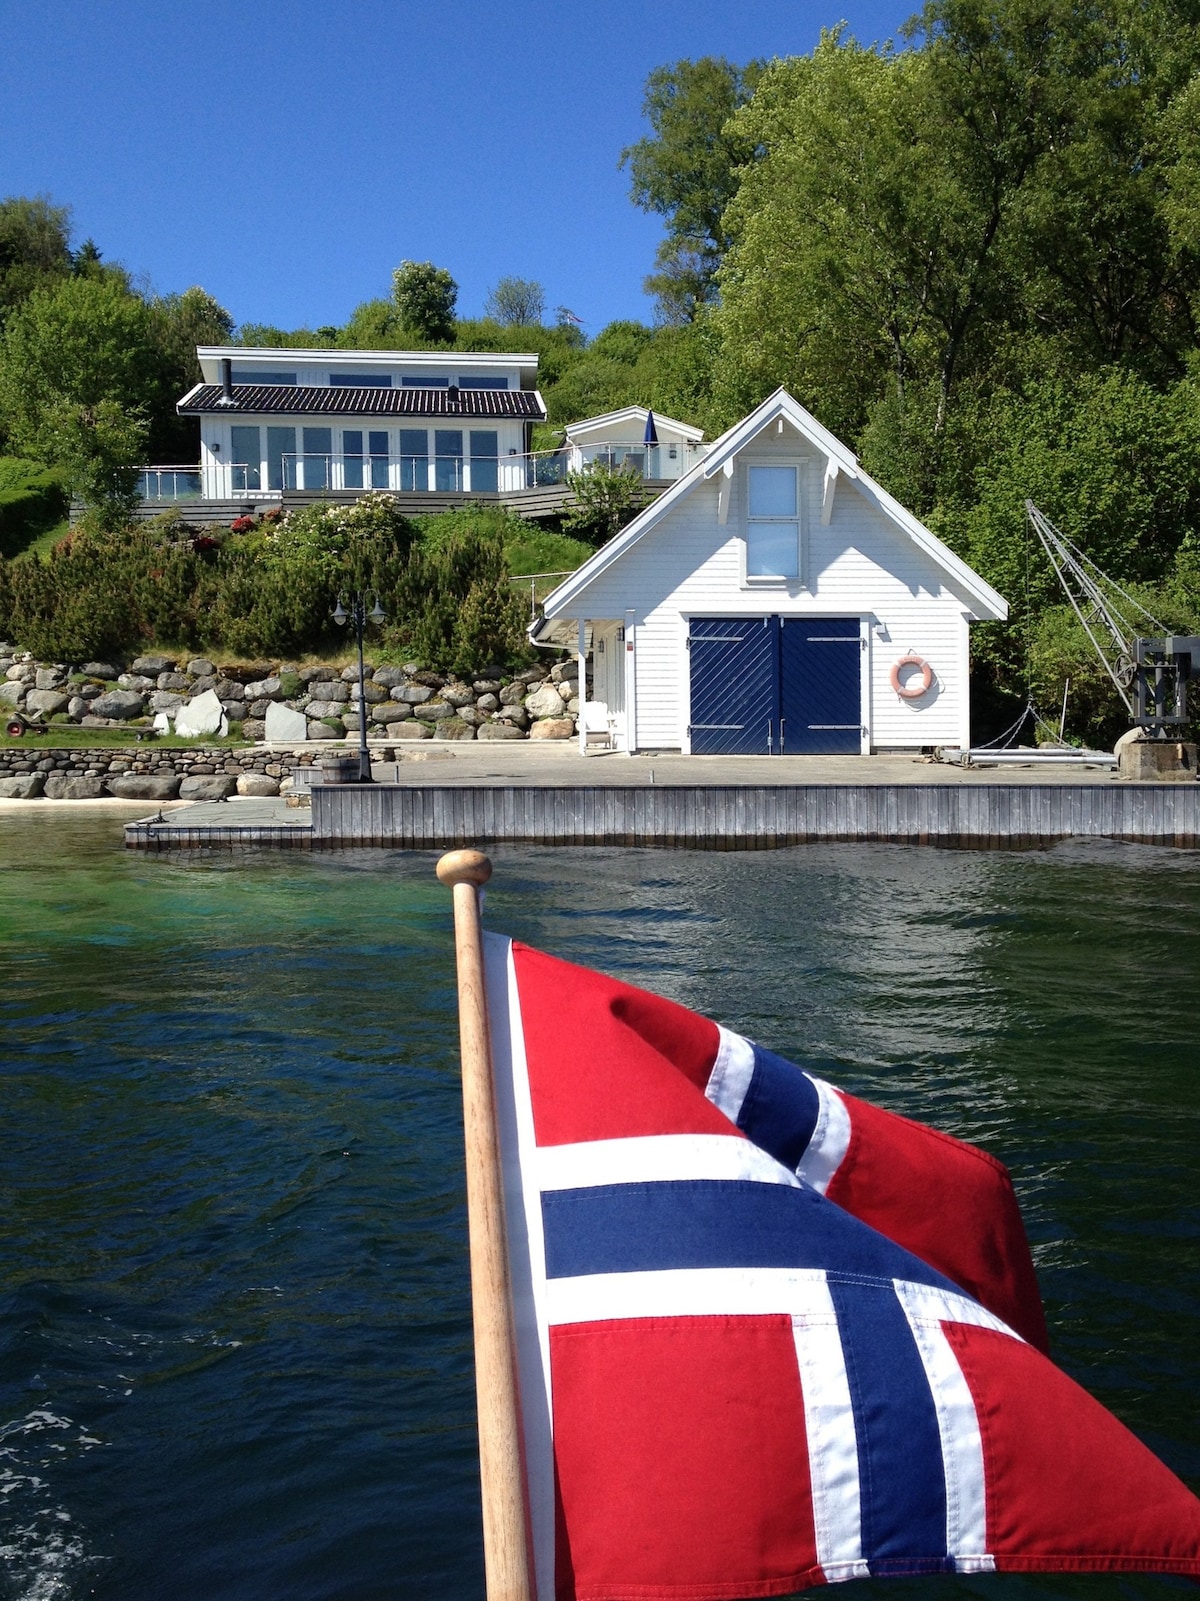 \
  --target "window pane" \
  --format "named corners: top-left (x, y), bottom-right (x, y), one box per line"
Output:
top-left (747, 522), bottom-right (800, 578)
top-left (367, 430), bottom-right (390, 490)
top-left (401, 374), bottom-right (449, 387)
top-left (230, 426), bottom-right (260, 491)
top-left (748, 465), bottom-right (796, 518)
top-left (302, 427), bottom-right (331, 491)
top-left (267, 426), bottom-right (296, 491)
top-left (330, 374), bottom-right (392, 386)
top-left (399, 430), bottom-right (426, 491)
top-left (231, 369), bottom-right (297, 385)
top-left (435, 430), bottom-right (462, 491)
top-left (342, 430), bottom-right (363, 489)
top-left (458, 376), bottom-right (508, 389)
top-left (470, 431), bottom-right (498, 491)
